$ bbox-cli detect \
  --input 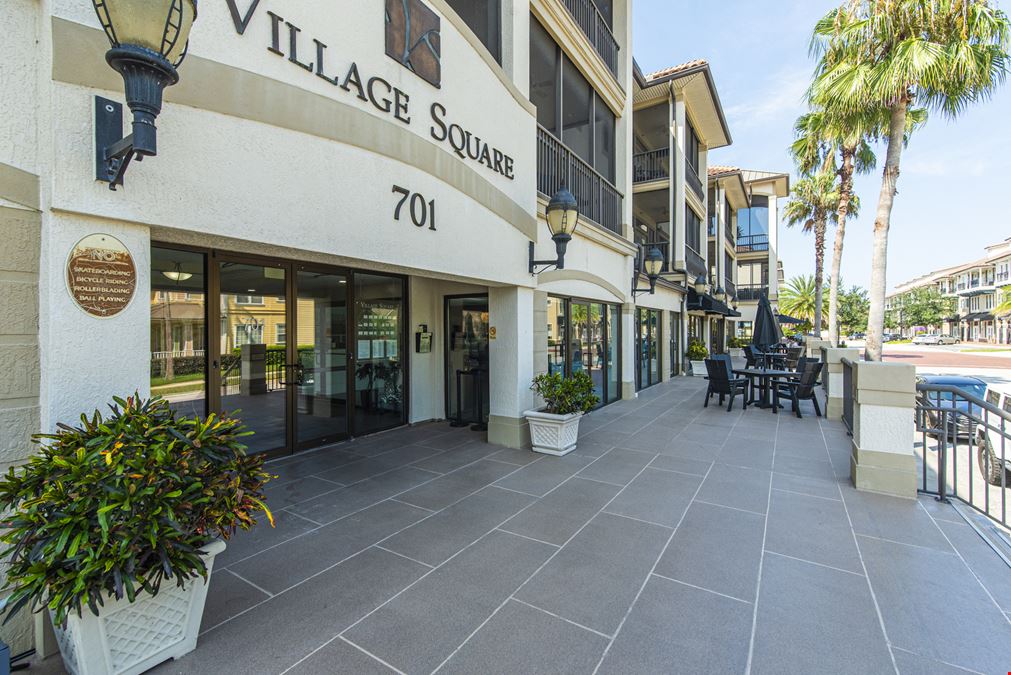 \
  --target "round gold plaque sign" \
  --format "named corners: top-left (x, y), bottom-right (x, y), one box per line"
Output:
top-left (66, 234), bottom-right (137, 318)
